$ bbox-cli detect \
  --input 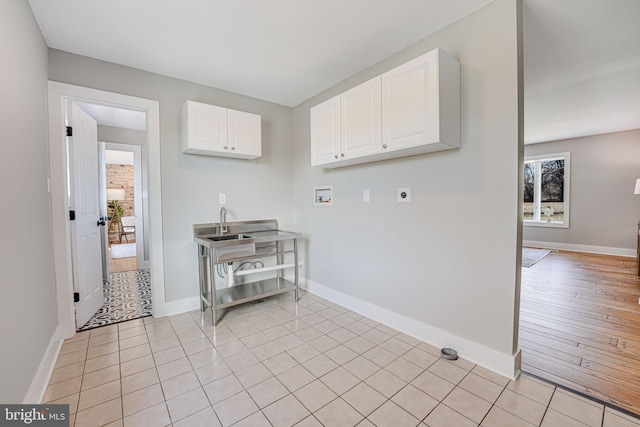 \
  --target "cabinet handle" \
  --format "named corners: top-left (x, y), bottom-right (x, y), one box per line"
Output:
top-left (223, 146), bottom-right (228, 150)
top-left (383, 144), bottom-right (387, 149)
top-left (341, 153), bottom-right (345, 157)
top-left (335, 155), bottom-right (338, 159)
top-left (231, 147), bottom-right (235, 150)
